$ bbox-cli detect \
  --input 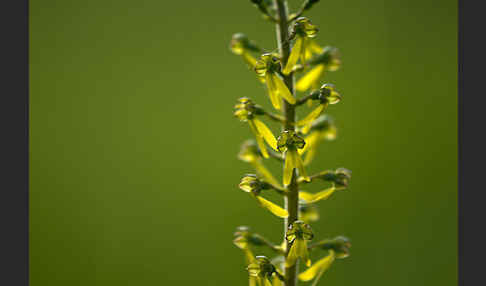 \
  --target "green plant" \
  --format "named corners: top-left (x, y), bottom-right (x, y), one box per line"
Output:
top-left (231, 1), bottom-right (352, 286)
